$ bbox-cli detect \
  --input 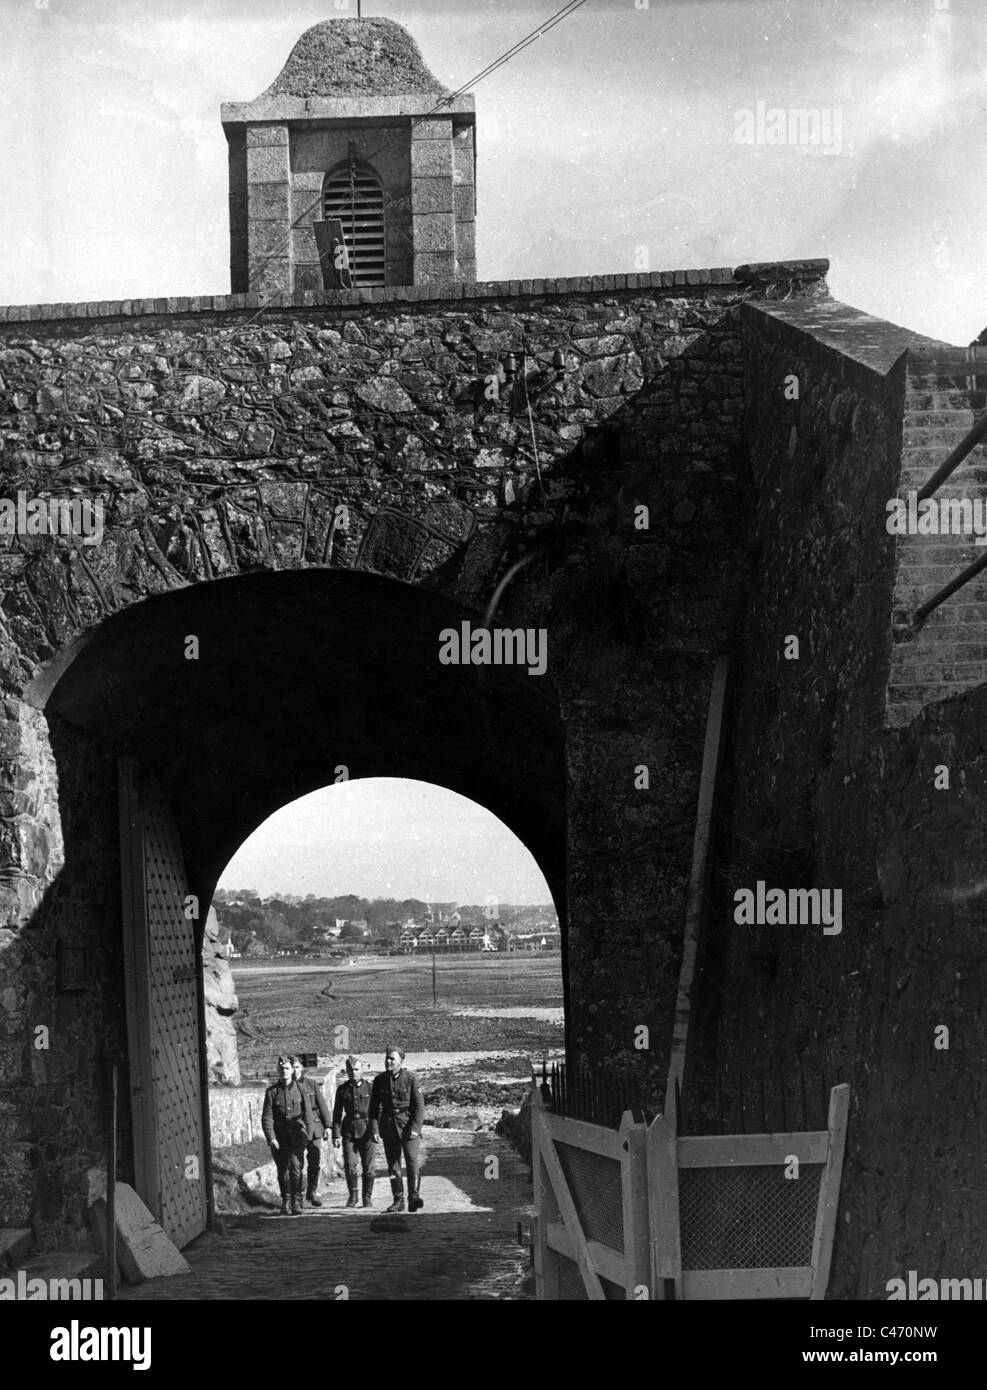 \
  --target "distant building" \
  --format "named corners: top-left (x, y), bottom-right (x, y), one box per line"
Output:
top-left (340, 919), bottom-right (370, 938)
